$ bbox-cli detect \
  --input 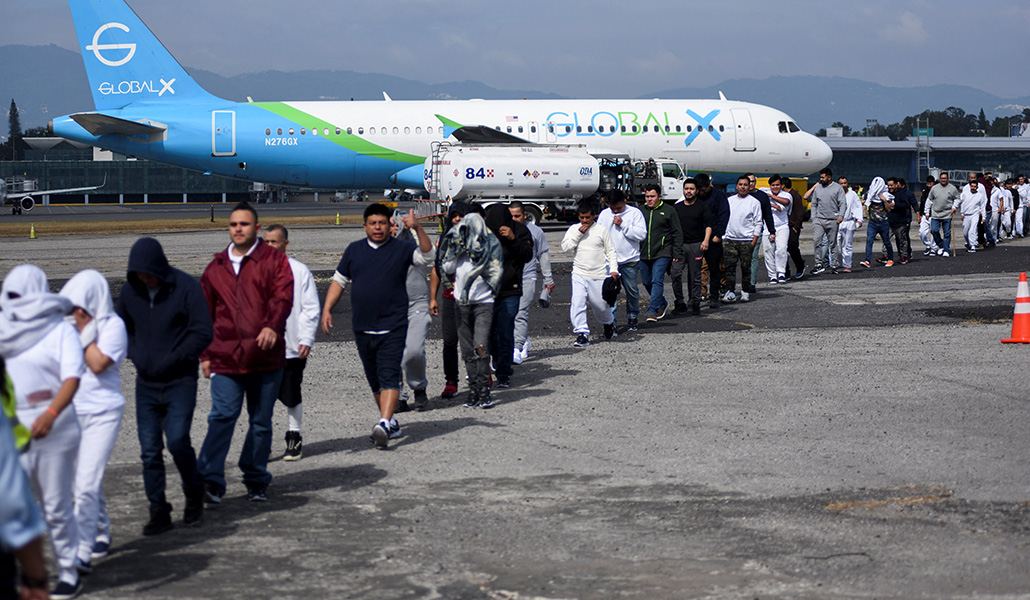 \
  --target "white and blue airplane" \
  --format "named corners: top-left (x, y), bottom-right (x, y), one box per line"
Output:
top-left (51, 0), bottom-right (832, 191)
